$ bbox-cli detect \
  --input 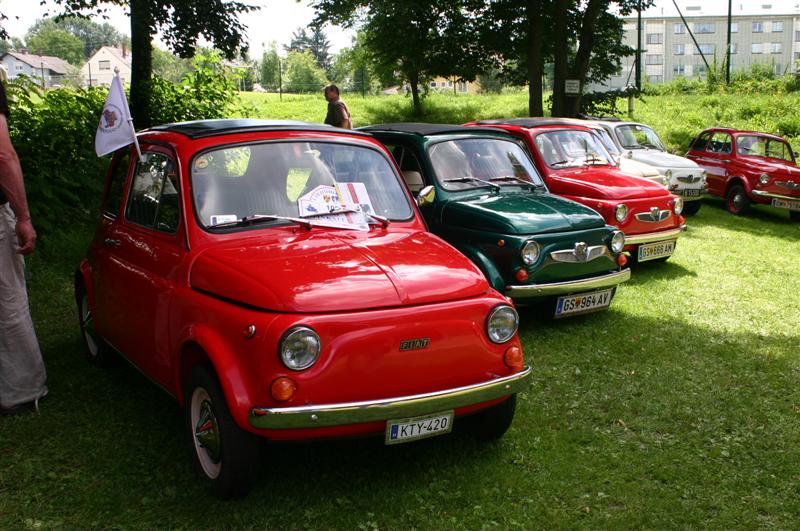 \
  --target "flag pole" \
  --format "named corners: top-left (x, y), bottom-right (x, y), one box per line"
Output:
top-left (115, 67), bottom-right (144, 163)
